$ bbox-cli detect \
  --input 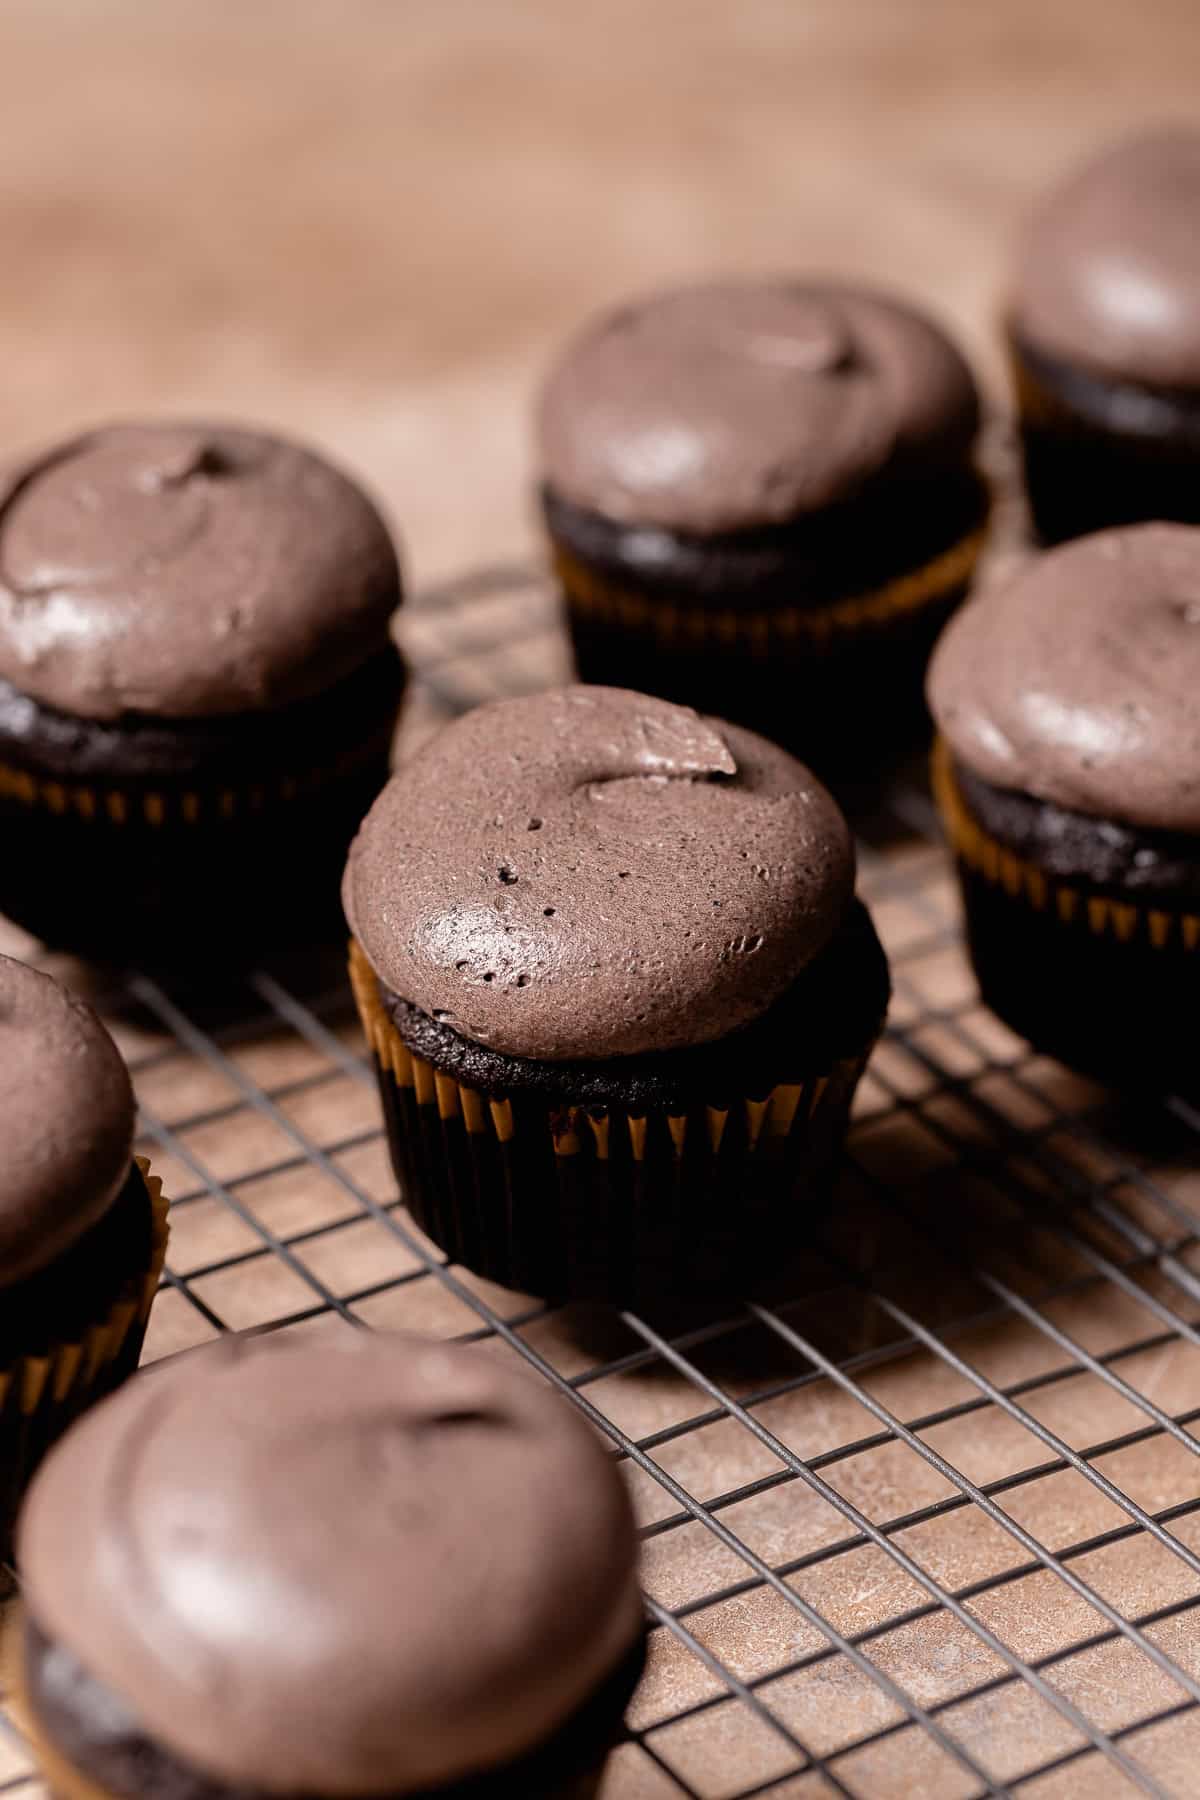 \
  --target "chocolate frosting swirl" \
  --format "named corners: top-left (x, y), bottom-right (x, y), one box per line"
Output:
top-left (343, 686), bottom-right (855, 1060)
top-left (0, 423), bottom-right (401, 721)
top-left (1012, 129), bottom-right (1200, 389)
top-left (928, 523), bottom-right (1200, 833)
top-left (0, 955), bottom-right (135, 1286)
top-left (18, 1332), bottom-right (643, 1797)
top-left (537, 280), bottom-right (980, 534)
